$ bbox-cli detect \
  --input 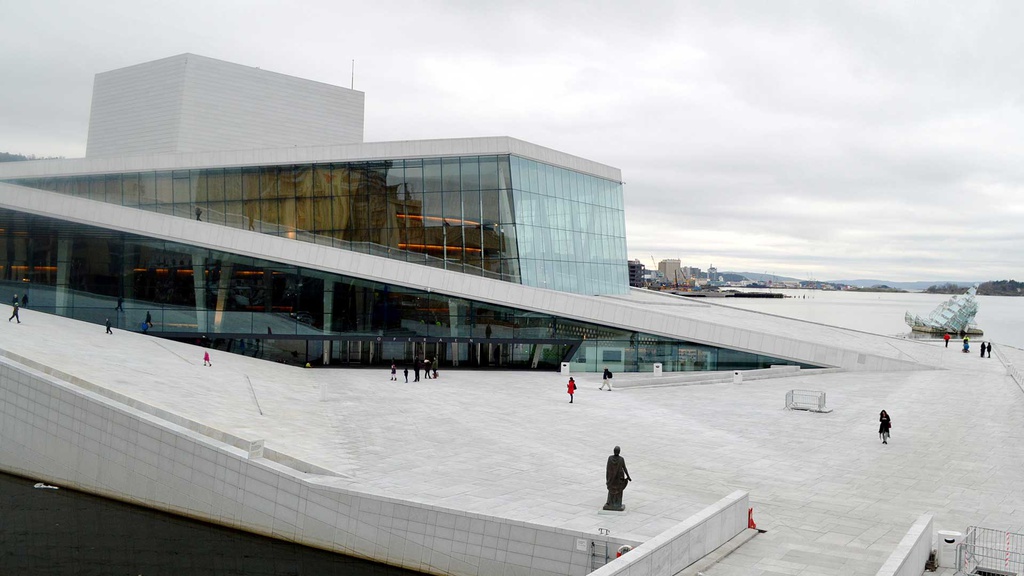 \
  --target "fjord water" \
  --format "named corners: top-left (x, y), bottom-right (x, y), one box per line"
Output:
top-left (713, 289), bottom-right (1024, 350)
top-left (0, 471), bottom-right (420, 575)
